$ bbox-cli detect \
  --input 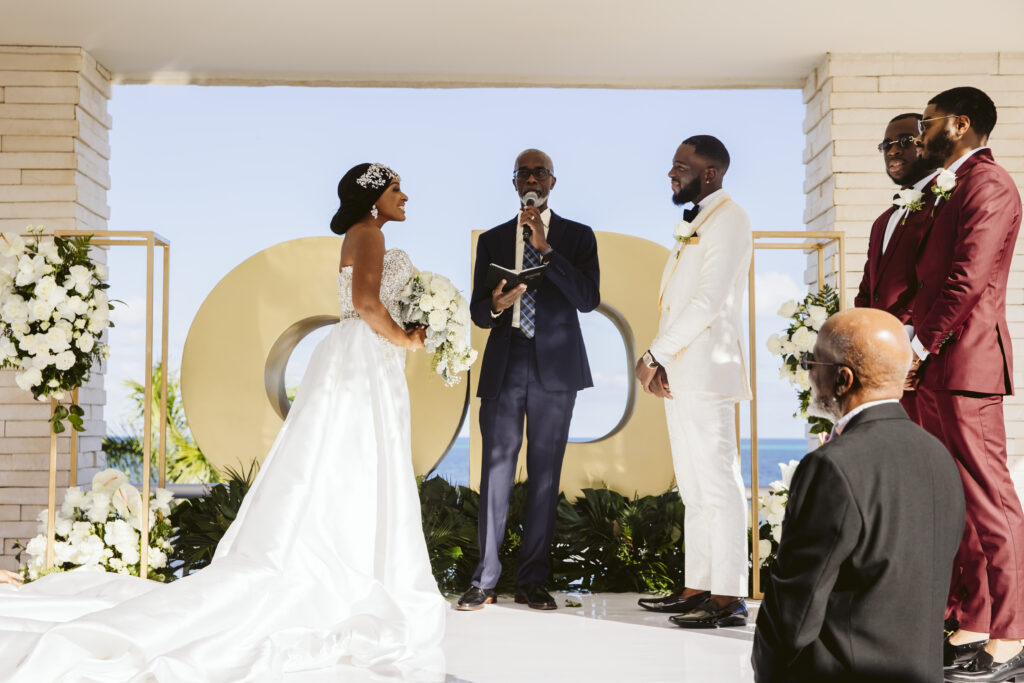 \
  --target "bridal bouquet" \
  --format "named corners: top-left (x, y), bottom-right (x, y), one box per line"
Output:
top-left (756, 459), bottom-right (801, 567)
top-left (0, 227), bottom-right (114, 433)
top-left (399, 271), bottom-right (478, 386)
top-left (18, 468), bottom-right (177, 582)
top-left (765, 285), bottom-right (840, 435)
